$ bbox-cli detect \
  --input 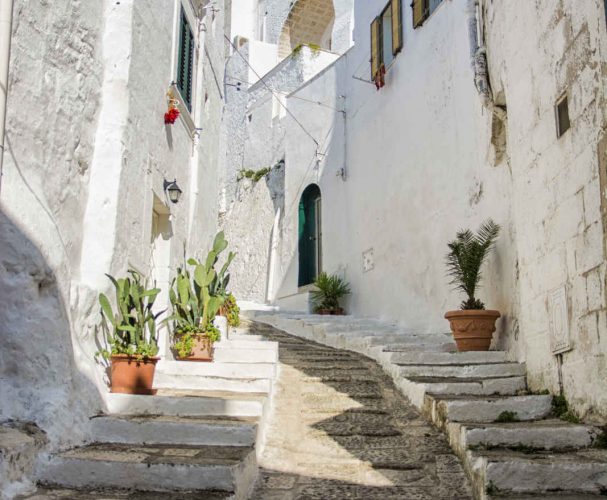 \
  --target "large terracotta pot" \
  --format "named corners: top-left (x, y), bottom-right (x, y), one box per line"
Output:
top-left (174, 334), bottom-right (214, 362)
top-left (444, 310), bottom-right (501, 352)
top-left (110, 355), bottom-right (159, 395)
